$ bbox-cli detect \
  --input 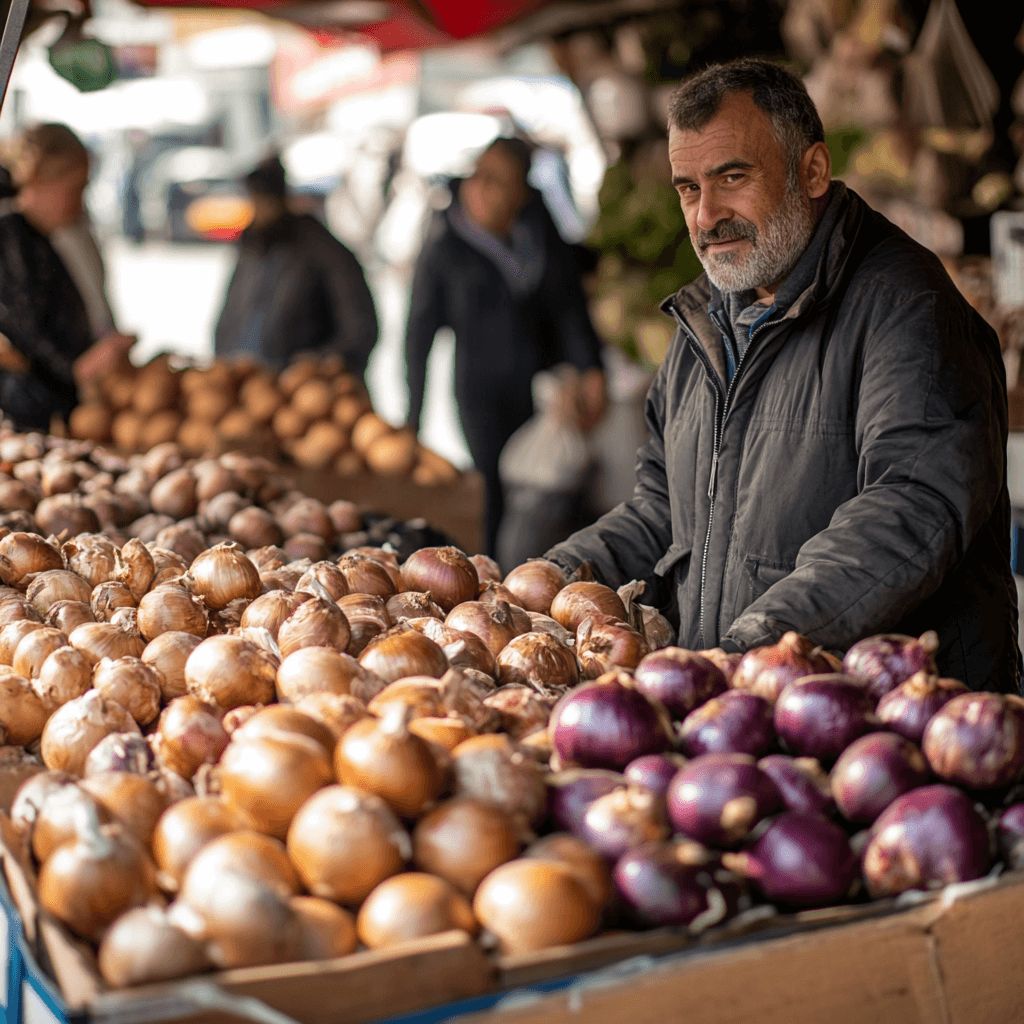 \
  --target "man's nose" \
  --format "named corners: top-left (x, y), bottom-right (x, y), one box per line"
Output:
top-left (695, 188), bottom-right (730, 232)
